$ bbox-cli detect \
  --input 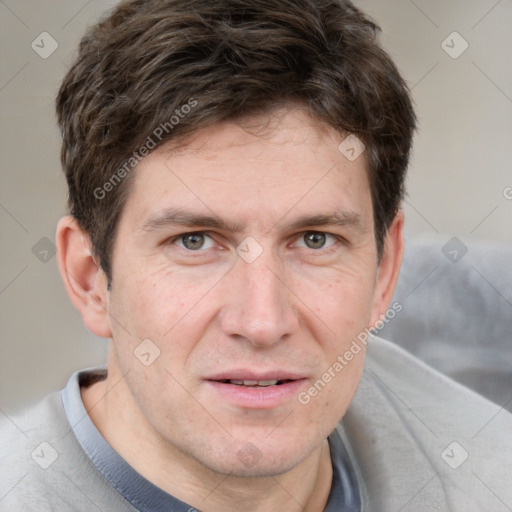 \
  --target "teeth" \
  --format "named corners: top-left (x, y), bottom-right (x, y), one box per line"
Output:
top-left (229, 379), bottom-right (279, 387)
top-left (257, 380), bottom-right (279, 386)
